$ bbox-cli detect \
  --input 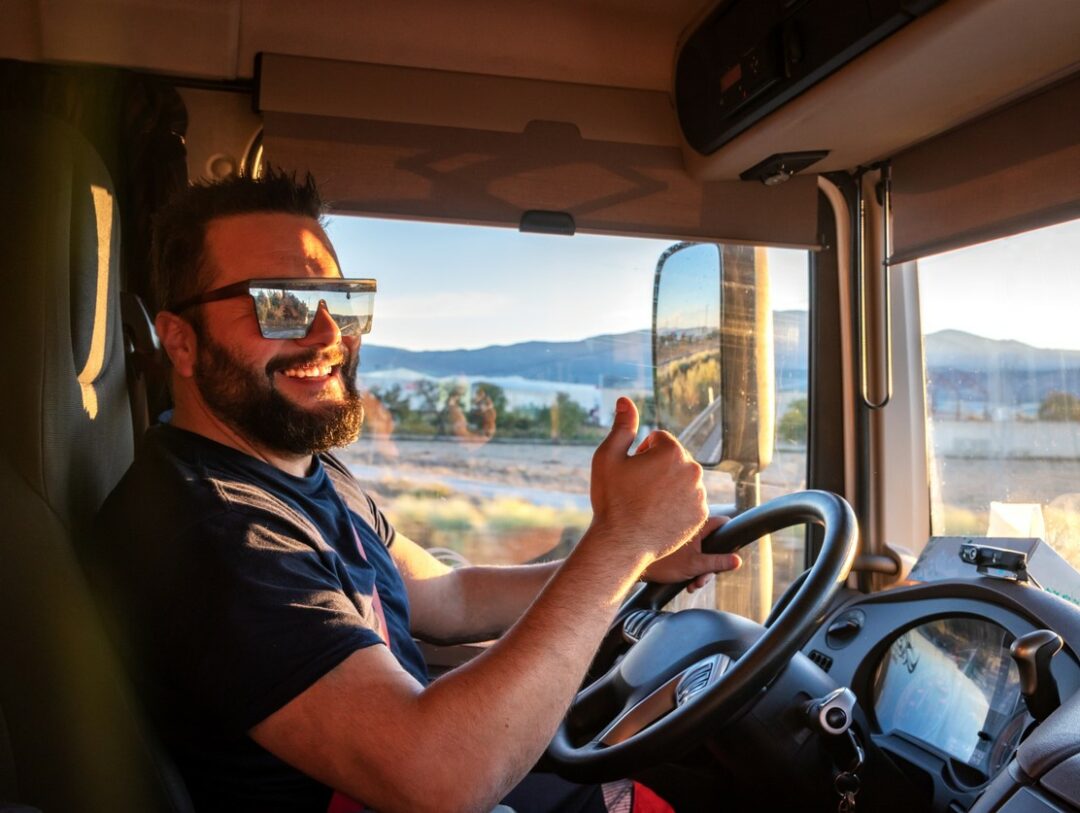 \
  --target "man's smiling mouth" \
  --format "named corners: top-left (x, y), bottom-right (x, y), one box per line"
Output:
top-left (280, 362), bottom-right (337, 379)
top-left (269, 349), bottom-right (348, 382)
